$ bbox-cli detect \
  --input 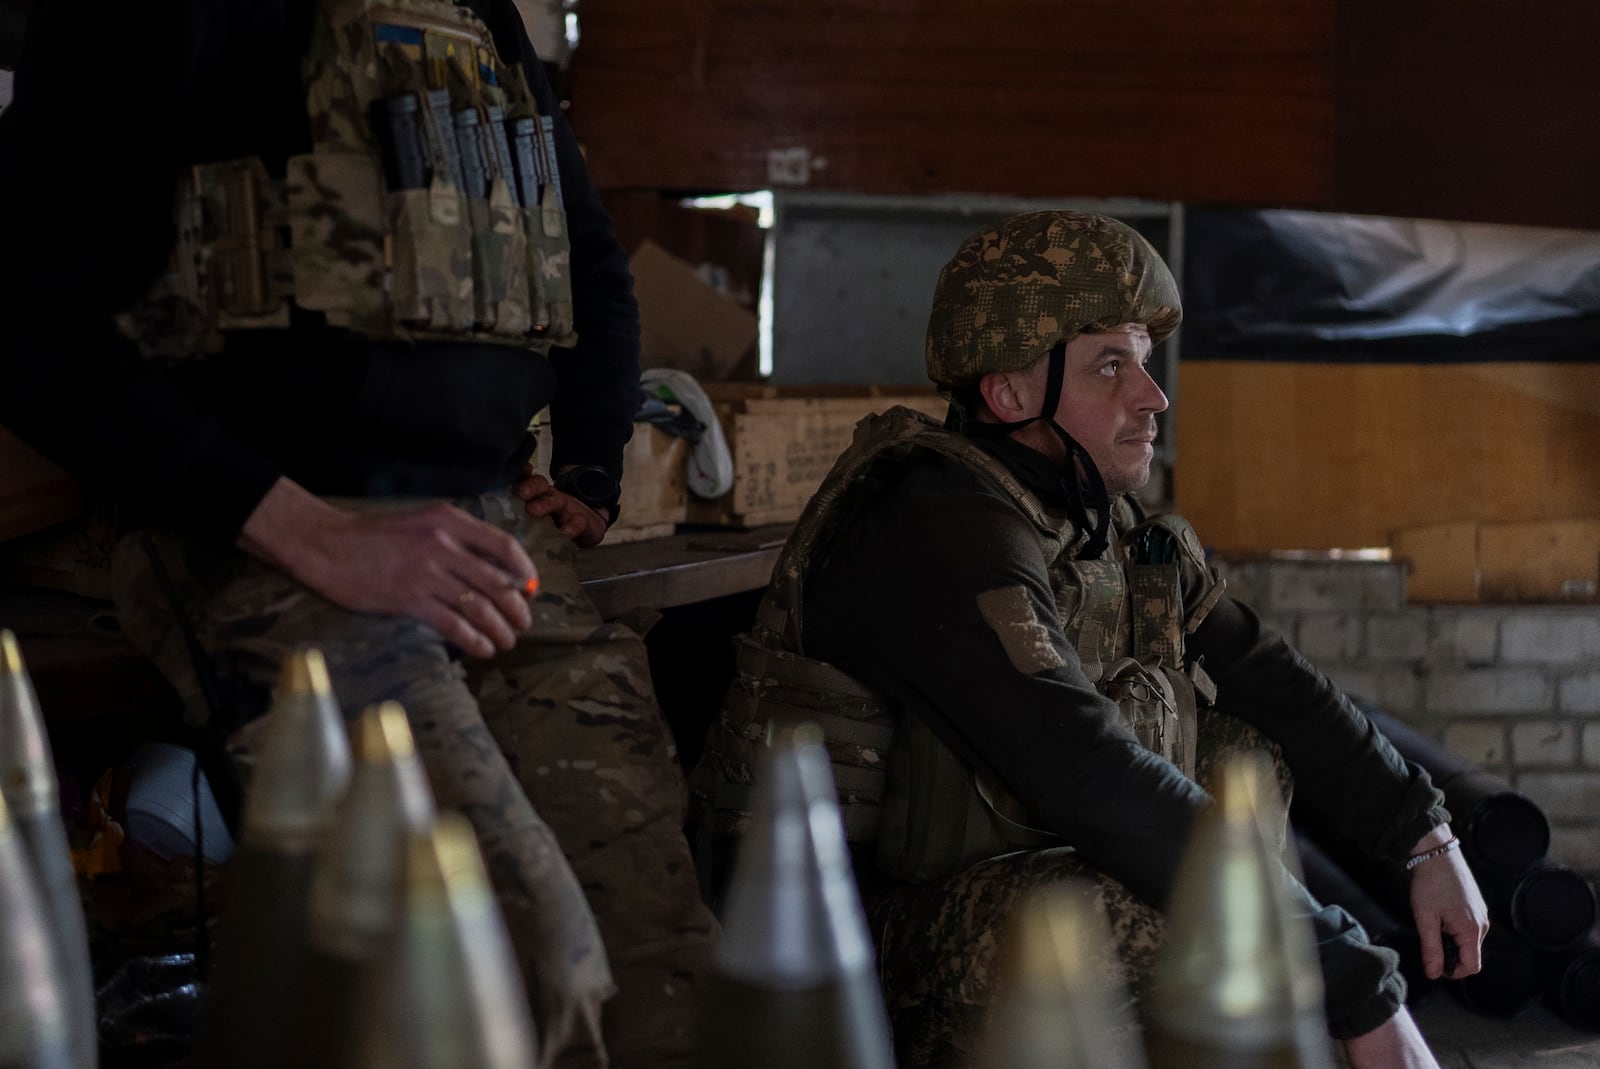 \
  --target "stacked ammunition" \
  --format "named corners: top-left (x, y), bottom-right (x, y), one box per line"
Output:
top-left (200, 649), bottom-right (353, 1069)
top-left (195, 650), bottom-right (537, 1069)
top-left (0, 630), bottom-right (97, 1068)
top-left (1148, 755), bottom-right (1334, 1069)
top-left (700, 725), bottom-right (894, 1069)
top-left (294, 701), bottom-right (438, 1067)
top-left (704, 740), bottom-right (1350, 1067)
top-left (350, 814), bottom-right (539, 1069)
top-left (1300, 705), bottom-right (1600, 1025)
